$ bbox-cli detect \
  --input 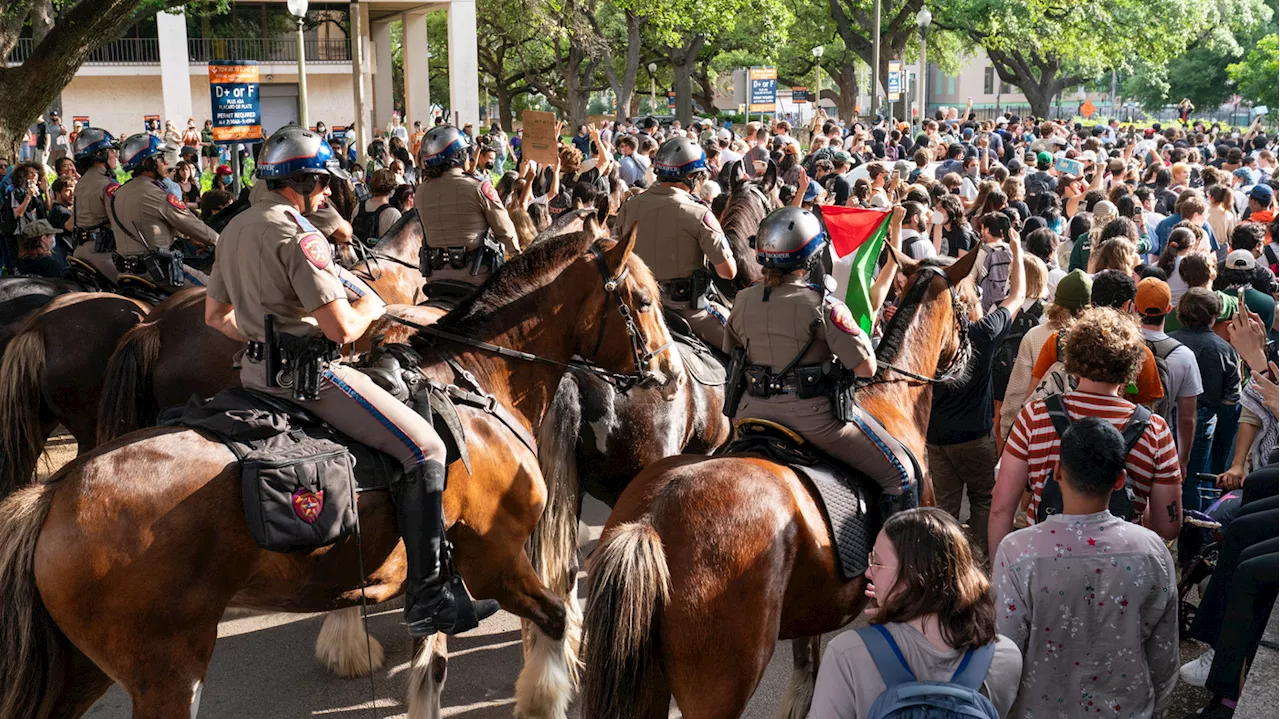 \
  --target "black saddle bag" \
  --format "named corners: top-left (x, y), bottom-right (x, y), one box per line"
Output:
top-left (240, 437), bottom-right (357, 553)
